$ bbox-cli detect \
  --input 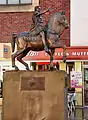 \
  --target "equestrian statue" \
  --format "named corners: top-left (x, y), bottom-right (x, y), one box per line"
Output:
top-left (11, 6), bottom-right (69, 70)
